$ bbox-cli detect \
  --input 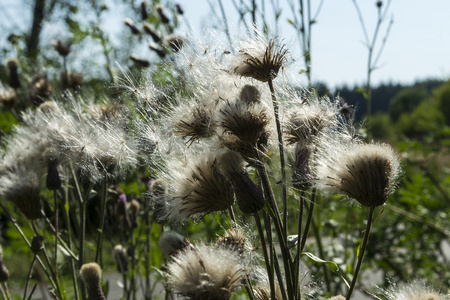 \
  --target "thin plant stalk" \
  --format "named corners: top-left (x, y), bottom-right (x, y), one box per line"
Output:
top-left (310, 212), bottom-right (331, 293)
top-left (346, 206), bottom-right (375, 300)
top-left (267, 78), bottom-right (288, 240)
top-left (253, 148), bottom-right (294, 299)
top-left (0, 283), bottom-right (8, 300)
top-left (294, 190), bottom-right (305, 300)
top-left (26, 284), bottom-right (38, 300)
top-left (300, 187), bottom-right (316, 253)
top-left (254, 212), bottom-right (275, 300)
top-left (53, 191), bottom-right (58, 279)
top-left (63, 173), bottom-right (80, 300)
top-left (31, 221), bottom-right (64, 300)
top-left (0, 202), bottom-right (56, 289)
top-left (23, 255), bottom-right (37, 300)
top-left (228, 206), bottom-right (237, 228)
top-left (95, 174), bottom-right (108, 264)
